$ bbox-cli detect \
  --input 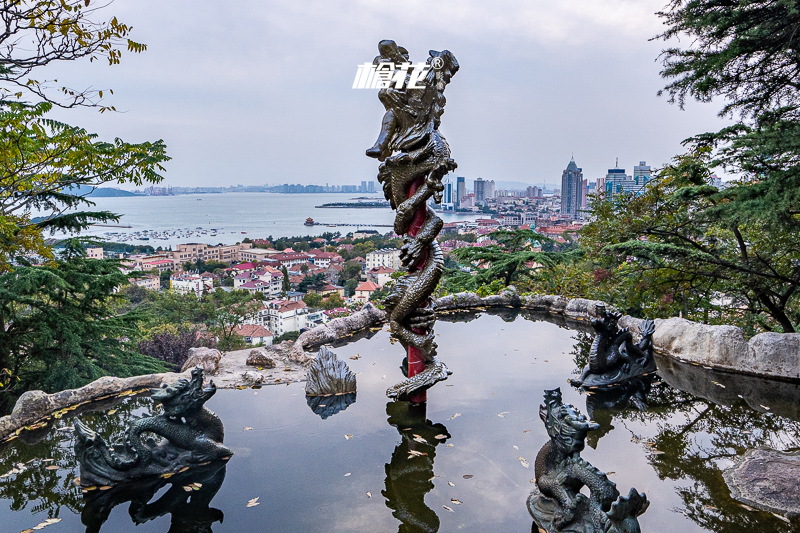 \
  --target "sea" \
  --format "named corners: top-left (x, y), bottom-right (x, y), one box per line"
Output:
top-left (65, 192), bottom-right (480, 247)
